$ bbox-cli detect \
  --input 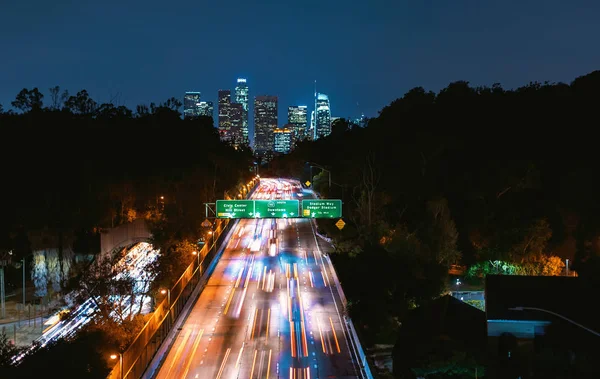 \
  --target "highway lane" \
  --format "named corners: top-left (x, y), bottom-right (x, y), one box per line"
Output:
top-left (154, 178), bottom-right (358, 379)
